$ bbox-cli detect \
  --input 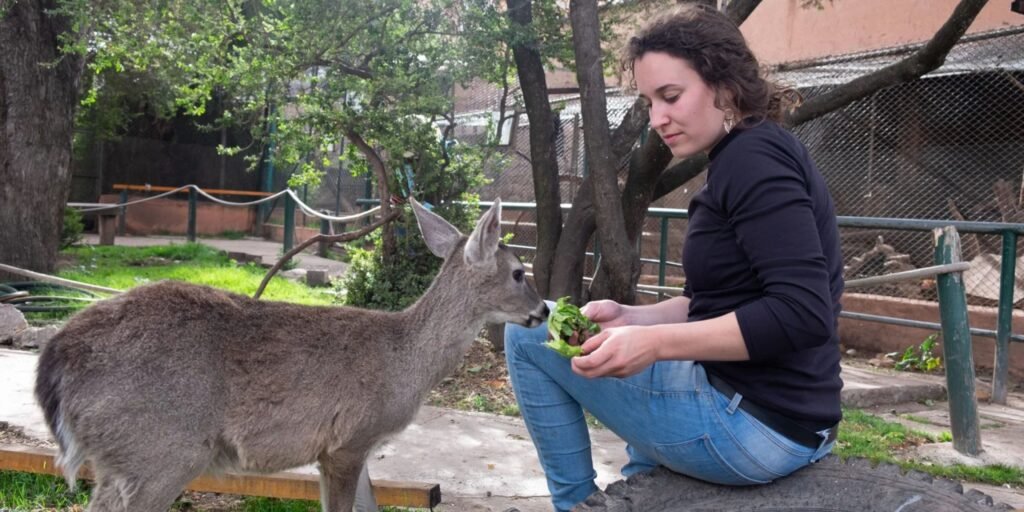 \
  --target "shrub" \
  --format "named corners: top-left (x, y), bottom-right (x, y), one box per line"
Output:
top-left (338, 210), bottom-right (442, 310)
top-left (61, 207), bottom-right (84, 249)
